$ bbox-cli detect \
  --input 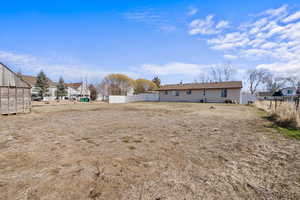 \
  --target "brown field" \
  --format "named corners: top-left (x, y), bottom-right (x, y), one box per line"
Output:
top-left (0, 102), bottom-right (299, 200)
